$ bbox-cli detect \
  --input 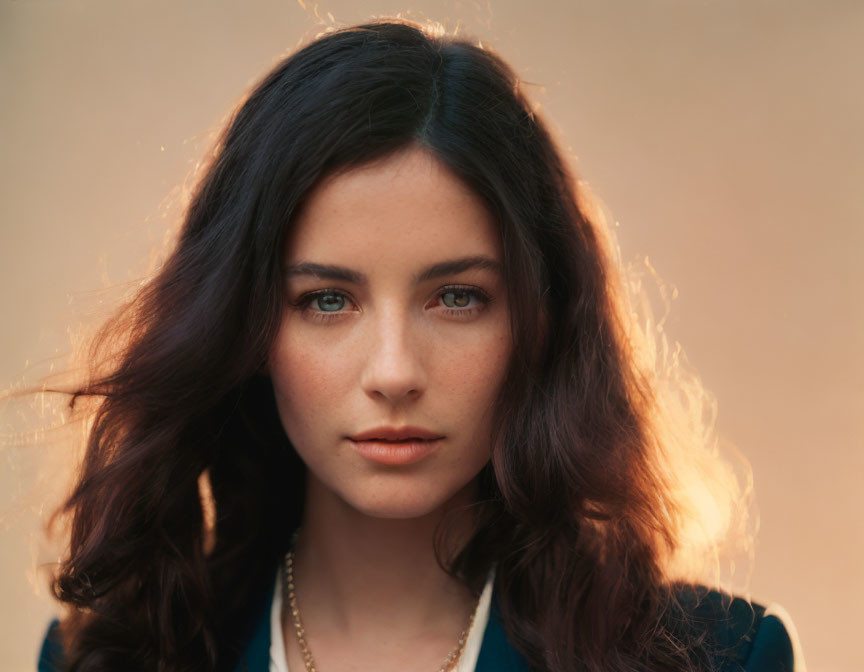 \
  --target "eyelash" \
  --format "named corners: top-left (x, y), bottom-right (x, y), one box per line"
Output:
top-left (292, 285), bottom-right (493, 323)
